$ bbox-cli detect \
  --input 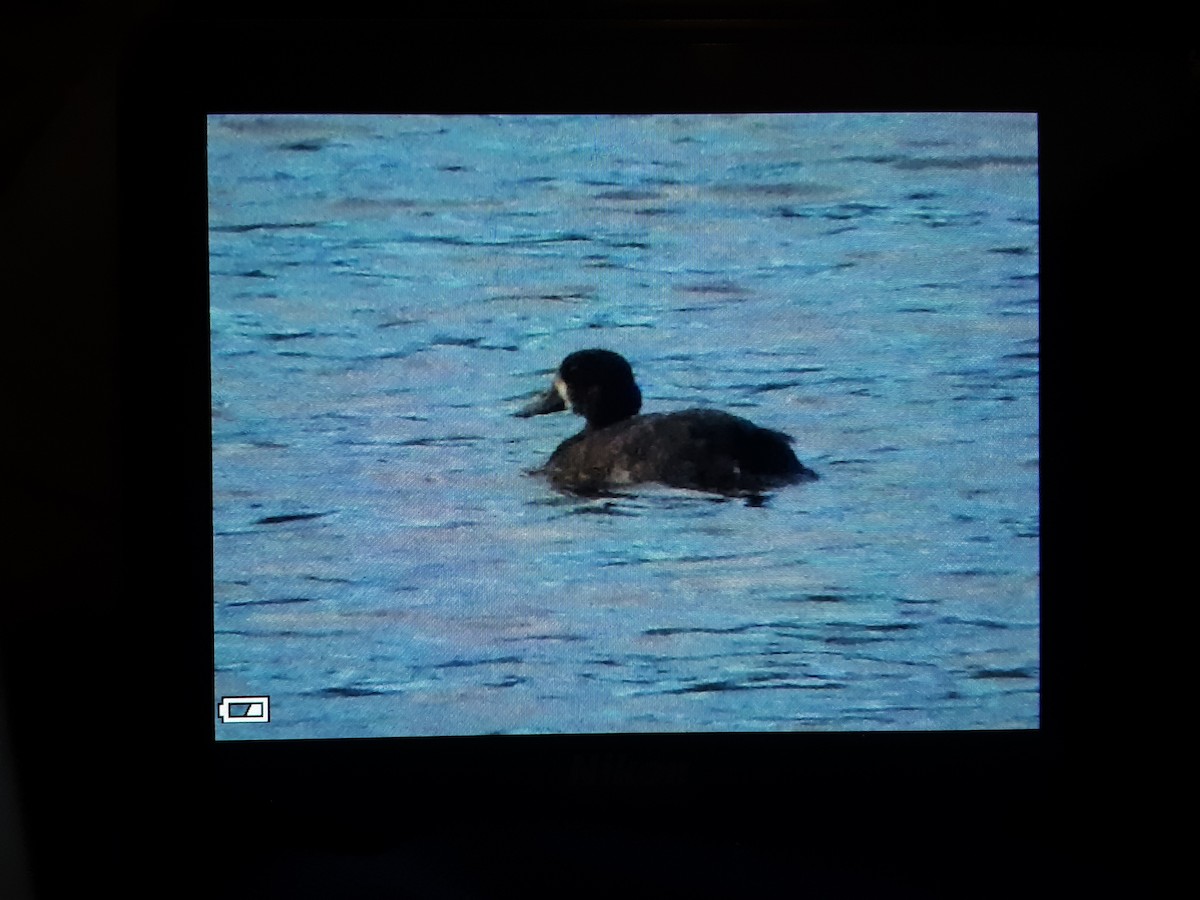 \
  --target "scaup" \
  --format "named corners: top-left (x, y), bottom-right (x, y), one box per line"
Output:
top-left (517, 349), bottom-right (817, 496)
